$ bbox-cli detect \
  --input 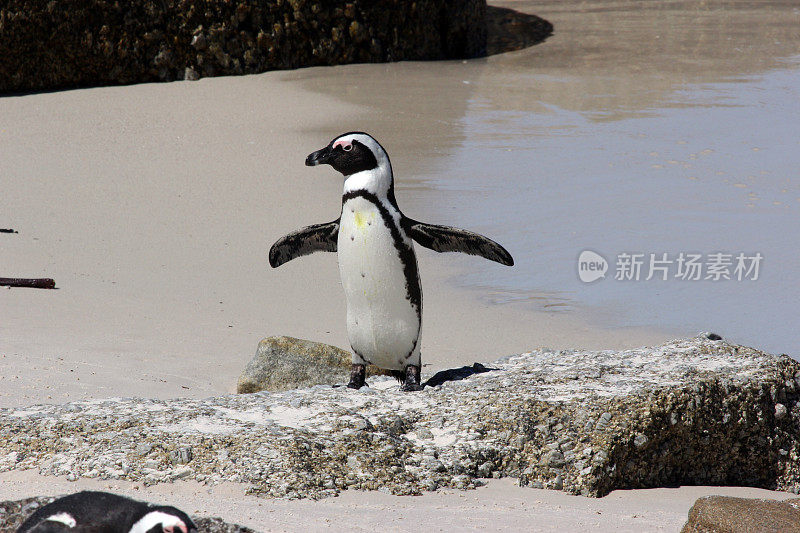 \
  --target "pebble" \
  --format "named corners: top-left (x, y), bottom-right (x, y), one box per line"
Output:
top-left (545, 451), bottom-right (565, 467)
